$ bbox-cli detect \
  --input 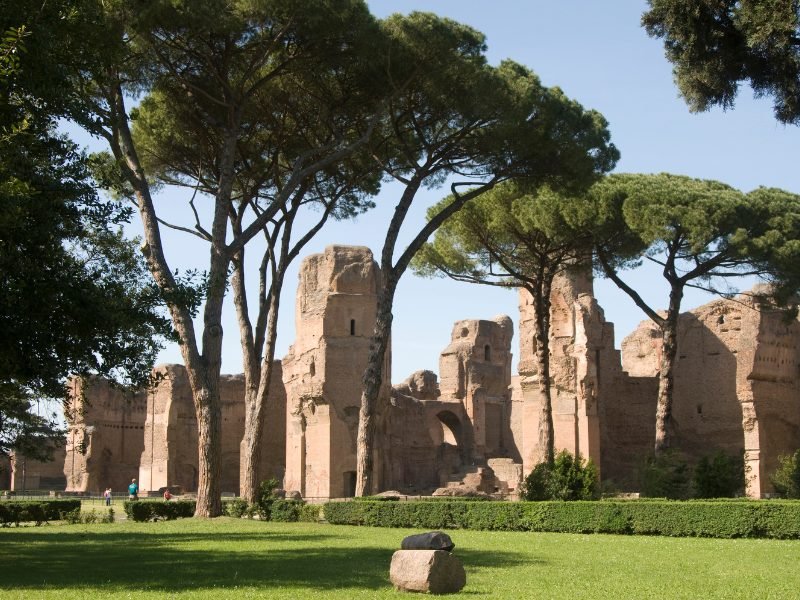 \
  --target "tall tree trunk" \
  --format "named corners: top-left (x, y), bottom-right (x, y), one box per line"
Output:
top-left (240, 279), bottom-right (283, 502)
top-left (531, 276), bottom-right (555, 465)
top-left (654, 283), bottom-right (684, 456)
top-left (355, 279), bottom-right (396, 497)
top-left (107, 83), bottom-right (224, 516)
